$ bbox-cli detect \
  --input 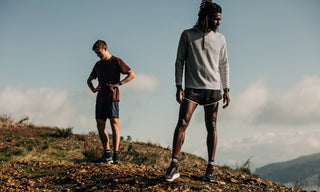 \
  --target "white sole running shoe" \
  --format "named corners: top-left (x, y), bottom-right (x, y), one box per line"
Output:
top-left (164, 165), bottom-right (180, 182)
top-left (166, 172), bottom-right (180, 182)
